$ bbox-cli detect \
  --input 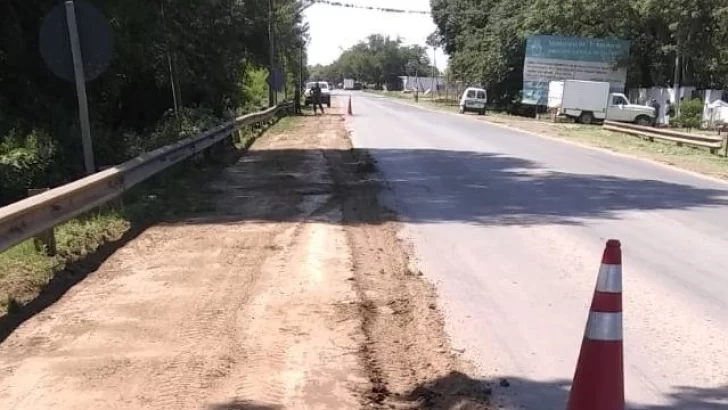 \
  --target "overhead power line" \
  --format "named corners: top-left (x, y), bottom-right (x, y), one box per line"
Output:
top-left (305, 0), bottom-right (430, 15)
